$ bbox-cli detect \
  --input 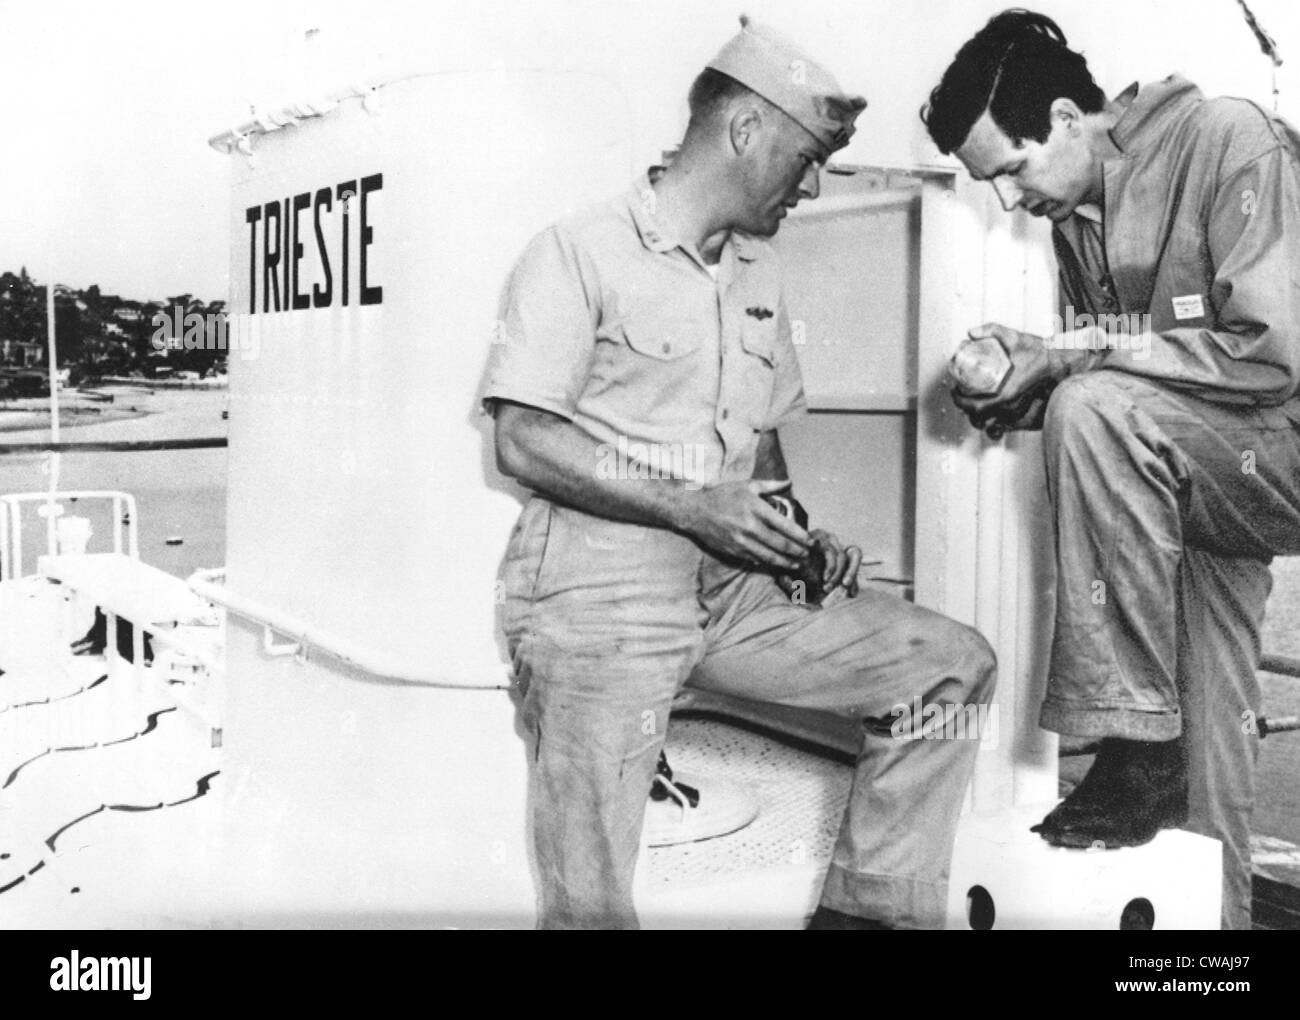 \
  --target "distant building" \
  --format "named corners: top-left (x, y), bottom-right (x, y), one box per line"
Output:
top-left (53, 285), bottom-right (83, 304)
top-left (1, 339), bottom-right (44, 367)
